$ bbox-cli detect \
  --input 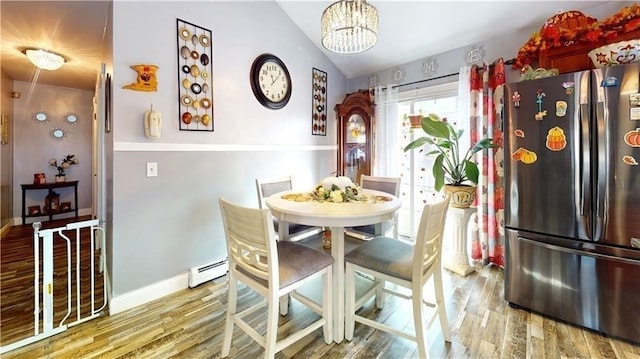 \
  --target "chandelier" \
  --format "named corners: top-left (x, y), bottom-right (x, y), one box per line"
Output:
top-left (21, 47), bottom-right (66, 71)
top-left (321, 0), bottom-right (378, 54)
